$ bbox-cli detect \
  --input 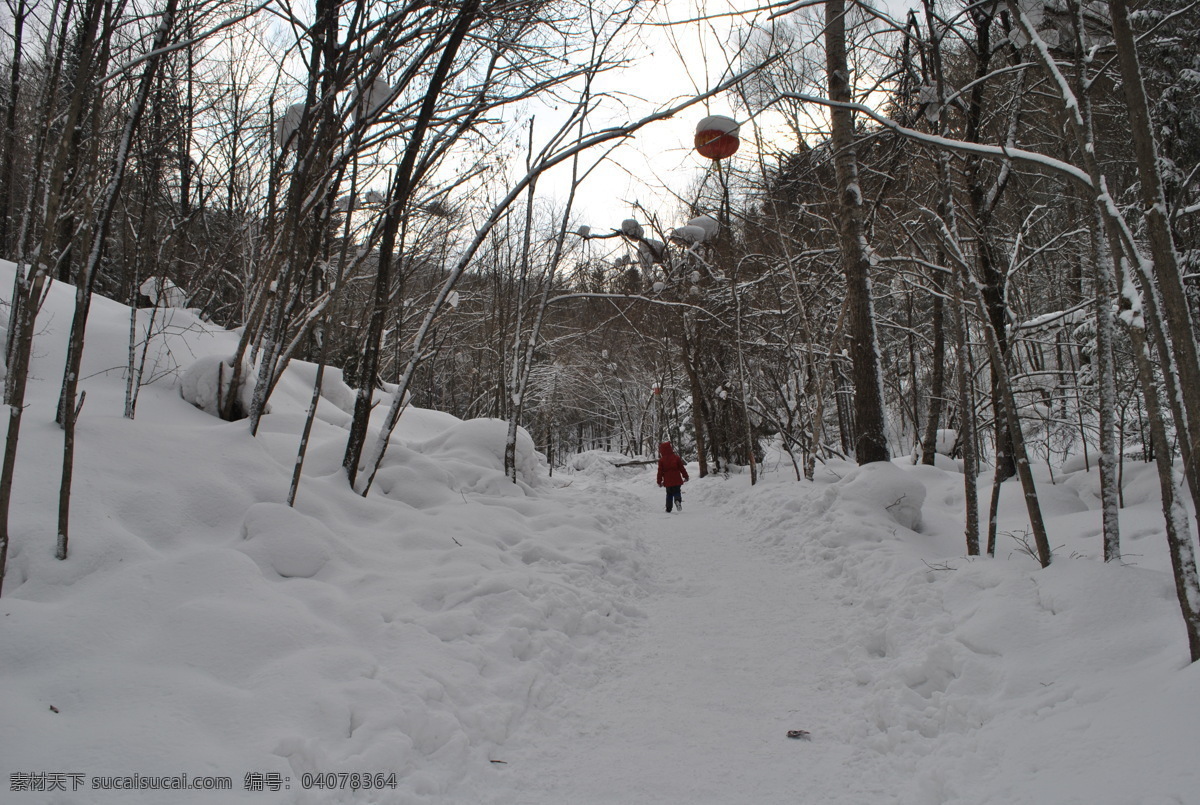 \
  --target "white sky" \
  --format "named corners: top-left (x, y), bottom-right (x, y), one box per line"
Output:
top-left (550, 0), bottom-right (916, 237)
top-left (559, 0), bottom-right (766, 233)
